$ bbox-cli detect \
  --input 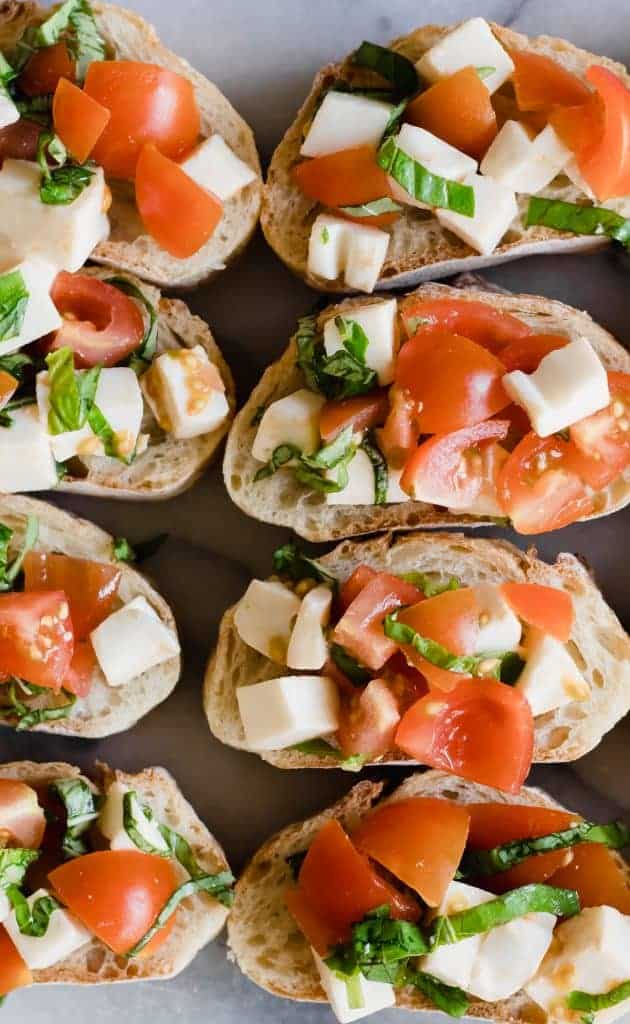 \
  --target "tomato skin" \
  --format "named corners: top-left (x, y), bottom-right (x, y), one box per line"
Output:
top-left (396, 588), bottom-right (479, 692)
top-left (0, 779), bottom-right (46, 848)
top-left (499, 334), bottom-right (568, 374)
top-left (548, 843), bottom-right (630, 915)
top-left (0, 119), bottom-right (42, 163)
top-left (406, 67), bottom-right (497, 159)
top-left (381, 652), bottom-right (429, 712)
top-left (284, 884), bottom-right (345, 956)
top-left (510, 50), bottom-right (591, 113)
top-left (570, 372), bottom-right (630, 488)
top-left (85, 61), bottom-right (200, 180)
top-left (293, 146), bottom-right (394, 208)
top-left (319, 390), bottom-right (389, 442)
top-left (333, 573), bottom-right (422, 672)
top-left (0, 370), bottom-right (17, 410)
top-left (49, 272), bottom-right (145, 368)
top-left (49, 850), bottom-right (178, 956)
top-left (337, 678), bottom-right (401, 759)
top-left (339, 565), bottom-right (377, 612)
top-left (395, 679), bottom-right (534, 793)
top-left (24, 551), bottom-right (121, 641)
top-left (53, 78), bottom-right (111, 164)
top-left (501, 583), bottom-right (574, 643)
top-left (0, 591), bottom-right (74, 691)
top-left (19, 42), bottom-right (75, 97)
top-left (353, 798), bottom-right (470, 907)
top-left (396, 332), bottom-right (509, 434)
top-left (399, 298), bottom-right (531, 354)
top-left (62, 641), bottom-right (97, 698)
top-left (0, 927), bottom-right (32, 997)
top-left (379, 386), bottom-right (421, 469)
